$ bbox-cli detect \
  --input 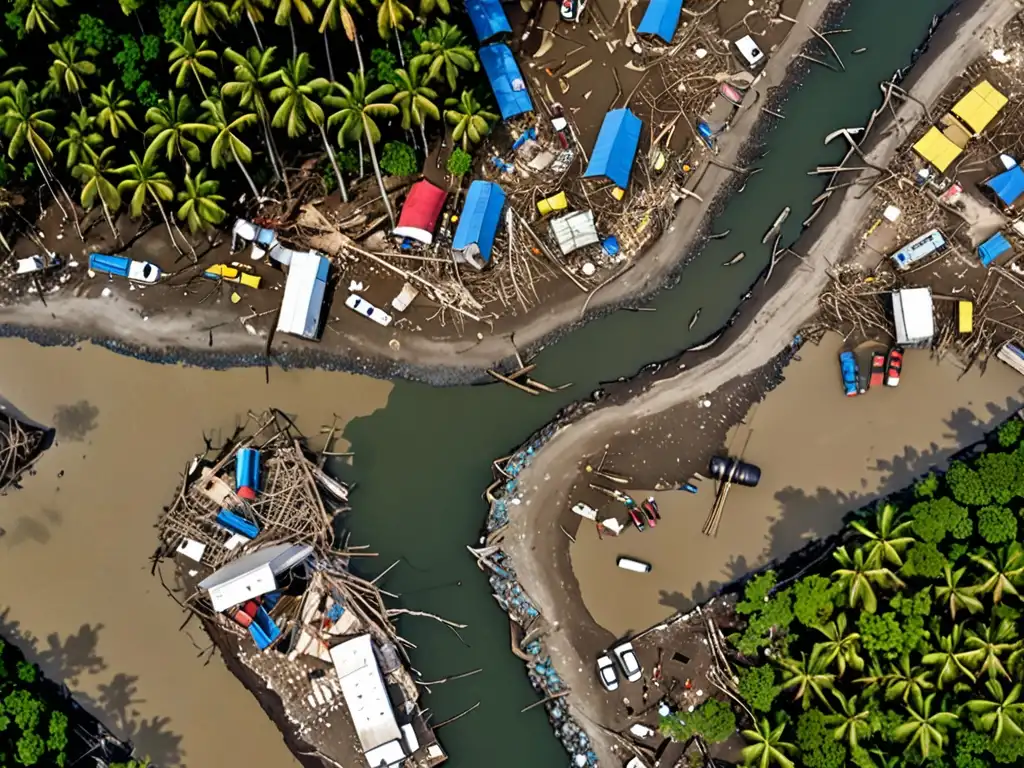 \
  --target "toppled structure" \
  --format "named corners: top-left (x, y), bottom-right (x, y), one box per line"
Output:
top-left (0, 396), bottom-right (55, 493)
top-left (155, 411), bottom-right (446, 768)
